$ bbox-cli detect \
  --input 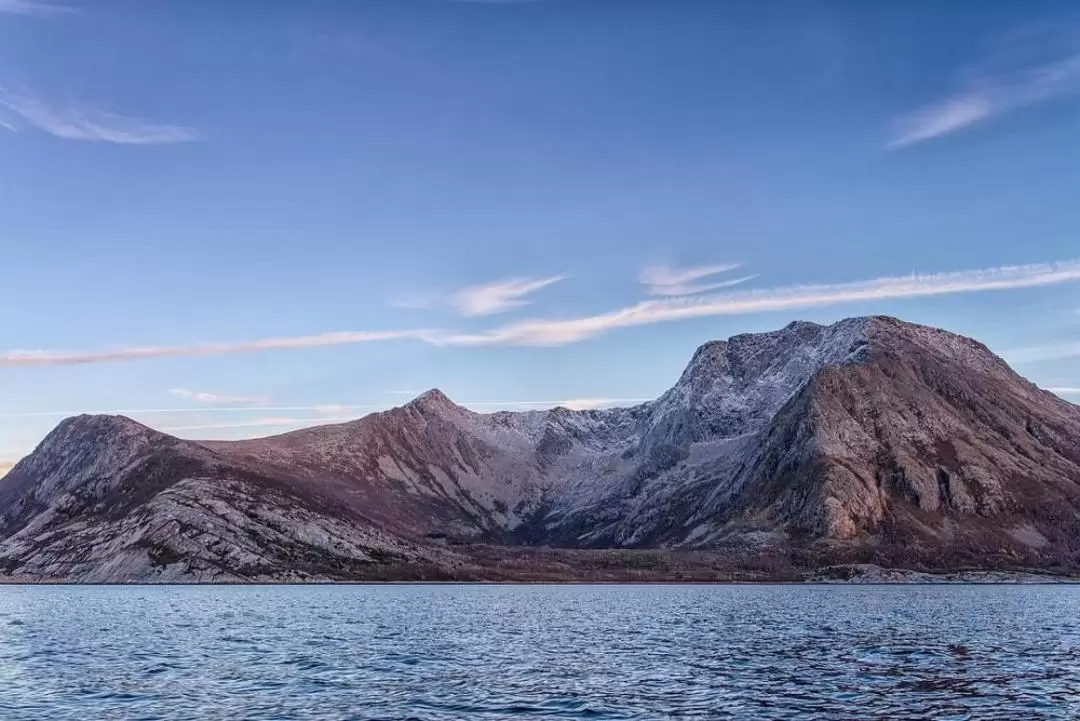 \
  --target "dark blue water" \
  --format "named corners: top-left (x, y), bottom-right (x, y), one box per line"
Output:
top-left (0, 584), bottom-right (1077, 720)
